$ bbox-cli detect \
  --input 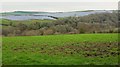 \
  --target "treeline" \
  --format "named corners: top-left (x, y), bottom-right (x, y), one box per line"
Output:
top-left (2, 12), bottom-right (119, 36)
